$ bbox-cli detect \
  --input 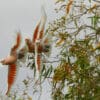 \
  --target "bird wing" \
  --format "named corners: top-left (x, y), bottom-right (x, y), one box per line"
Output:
top-left (33, 6), bottom-right (47, 43)
top-left (6, 64), bottom-right (16, 95)
top-left (35, 45), bottom-right (42, 72)
top-left (11, 32), bottom-right (21, 52)
top-left (37, 6), bottom-right (47, 41)
top-left (32, 22), bottom-right (41, 43)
